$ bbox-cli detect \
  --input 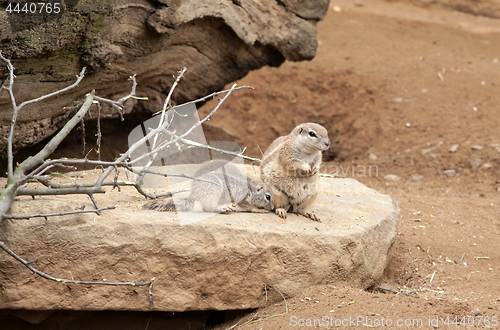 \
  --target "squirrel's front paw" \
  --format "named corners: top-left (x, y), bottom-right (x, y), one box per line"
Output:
top-left (275, 208), bottom-right (288, 219)
top-left (298, 162), bottom-right (311, 173)
top-left (295, 162), bottom-right (312, 177)
top-left (220, 204), bottom-right (237, 213)
top-left (309, 166), bottom-right (318, 176)
top-left (300, 210), bottom-right (321, 222)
